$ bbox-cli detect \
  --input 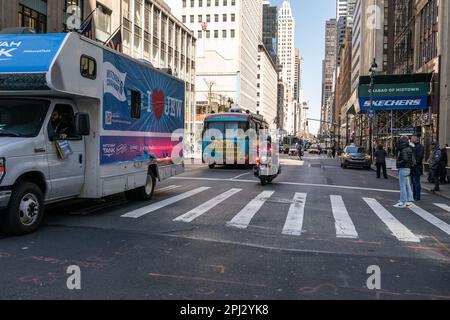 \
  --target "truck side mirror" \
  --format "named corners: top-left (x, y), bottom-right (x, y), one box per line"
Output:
top-left (75, 113), bottom-right (90, 136)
